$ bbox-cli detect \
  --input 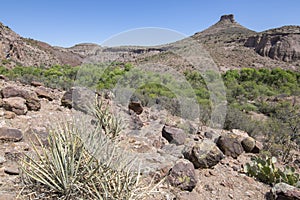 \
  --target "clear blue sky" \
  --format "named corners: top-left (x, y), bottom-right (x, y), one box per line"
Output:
top-left (1, 0), bottom-right (299, 47)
